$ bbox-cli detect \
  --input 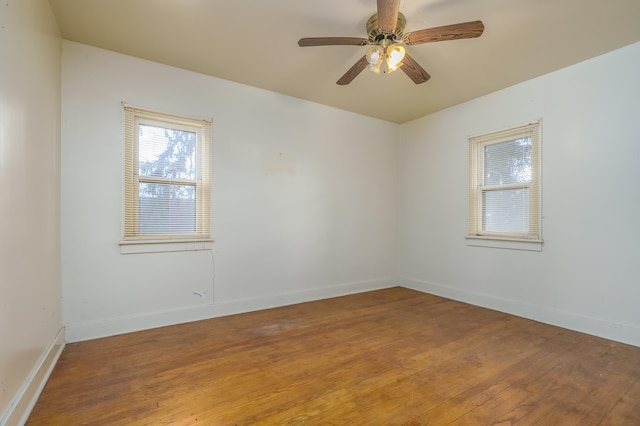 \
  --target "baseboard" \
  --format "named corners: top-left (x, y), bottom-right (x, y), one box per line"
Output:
top-left (399, 276), bottom-right (640, 348)
top-left (65, 277), bottom-right (397, 343)
top-left (1, 328), bottom-right (65, 426)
